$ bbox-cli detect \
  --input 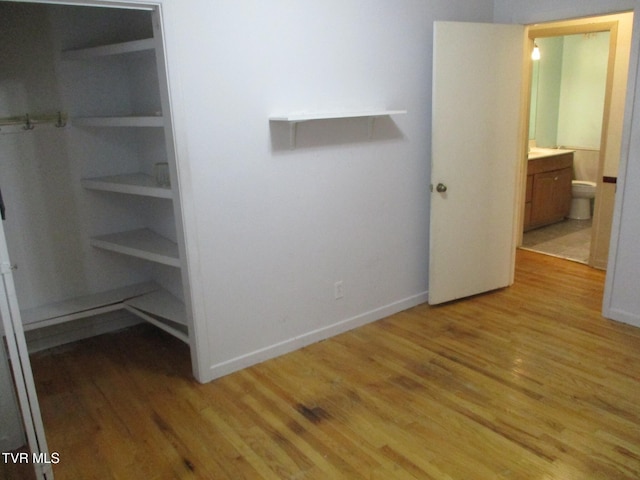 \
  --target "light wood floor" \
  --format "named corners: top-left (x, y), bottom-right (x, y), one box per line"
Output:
top-left (21, 250), bottom-right (640, 479)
